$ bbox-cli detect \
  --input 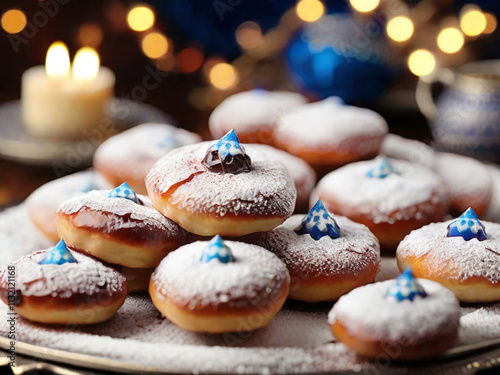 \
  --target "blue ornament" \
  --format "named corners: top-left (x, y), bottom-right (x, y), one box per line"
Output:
top-left (295, 200), bottom-right (340, 240)
top-left (107, 182), bottom-right (138, 203)
top-left (387, 268), bottom-right (427, 302)
top-left (447, 207), bottom-right (487, 241)
top-left (215, 129), bottom-right (245, 159)
top-left (39, 240), bottom-right (77, 265)
top-left (200, 235), bottom-right (234, 264)
top-left (286, 14), bottom-right (401, 103)
top-left (367, 157), bottom-right (395, 179)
